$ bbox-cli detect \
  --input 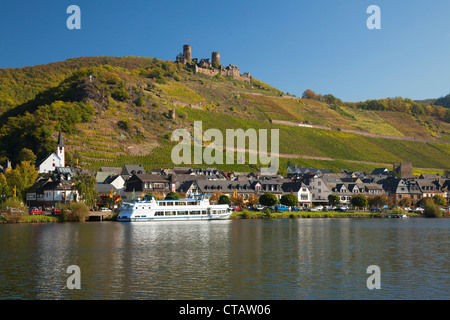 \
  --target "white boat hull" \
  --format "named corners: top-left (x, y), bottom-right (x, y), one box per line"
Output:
top-left (117, 197), bottom-right (232, 222)
top-left (118, 213), bottom-right (231, 222)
